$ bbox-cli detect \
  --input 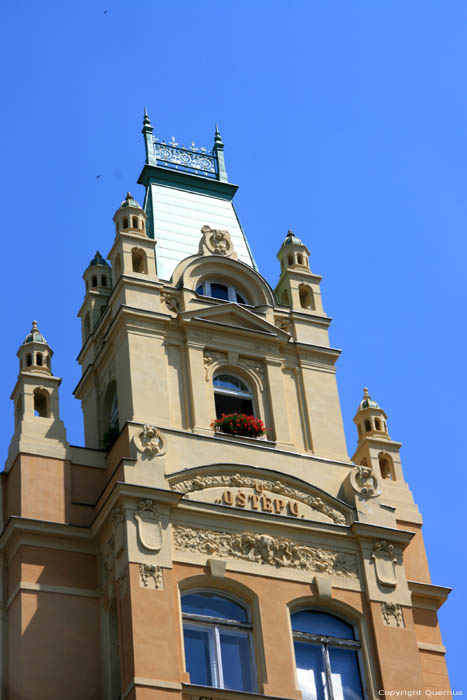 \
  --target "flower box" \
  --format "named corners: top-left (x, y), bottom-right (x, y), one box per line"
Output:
top-left (211, 413), bottom-right (269, 438)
